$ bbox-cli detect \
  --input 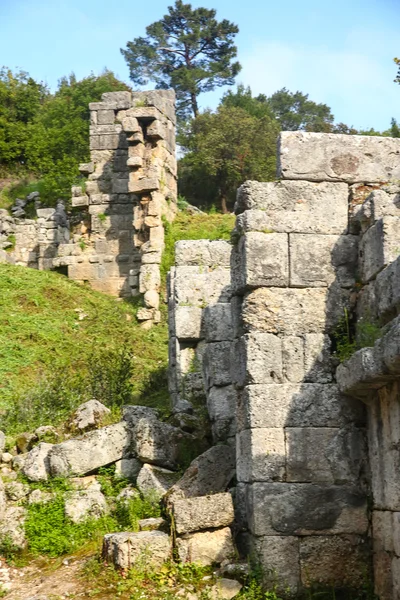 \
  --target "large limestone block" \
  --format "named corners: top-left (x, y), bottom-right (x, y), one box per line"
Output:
top-left (132, 416), bottom-right (201, 470)
top-left (136, 463), bottom-right (180, 500)
top-left (102, 531), bottom-right (170, 569)
top-left (202, 341), bottom-right (233, 389)
top-left (246, 482), bottom-right (368, 536)
top-left (303, 333), bottom-right (334, 383)
top-left (255, 536), bottom-right (300, 592)
top-left (174, 266), bottom-right (231, 307)
top-left (235, 180), bottom-right (348, 234)
top-left (354, 187), bottom-right (400, 233)
top-left (359, 216), bottom-right (400, 283)
top-left (175, 305), bottom-right (203, 340)
top-left (299, 535), bottom-right (370, 589)
top-left (336, 342), bottom-right (389, 400)
top-left (175, 240), bottom-right (212, 266)
top-left (203, 303), bottom-right (233, 342)
top-left (166, 445), bottom-right (236, 503)
top-left (290, 234), bottom-right (358, 288)
top-left (375, 256), bottom-right (400, 320)
top-left (241, 286), bottom-right (350, 335)
top-left (235, 232), bottom-right (289, 291)
top-left (282, 336), bottom-right (304, 383)
top-left (285, 427), bottom-right (367, 484)
top-left (172, 493), bottom-right (234, 534)
top-left (236, 384), bottom-right (365, 431)
top-left (176, 527), bottom-right (235, 566)
top-left (101, 91), bottom-right (132, 109)
top-left (207, 385), bottom-right (236, 422)
top-left (48, 422), bottom-right (131, 477)
top-left (368, 384), bottom-right (400, 511)
top-left (278, 131), bottom-right (400, 183)
top-left (232, 333), bottom-right (283, 387)
top-left (236, 428), bottom-right (285, 483)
